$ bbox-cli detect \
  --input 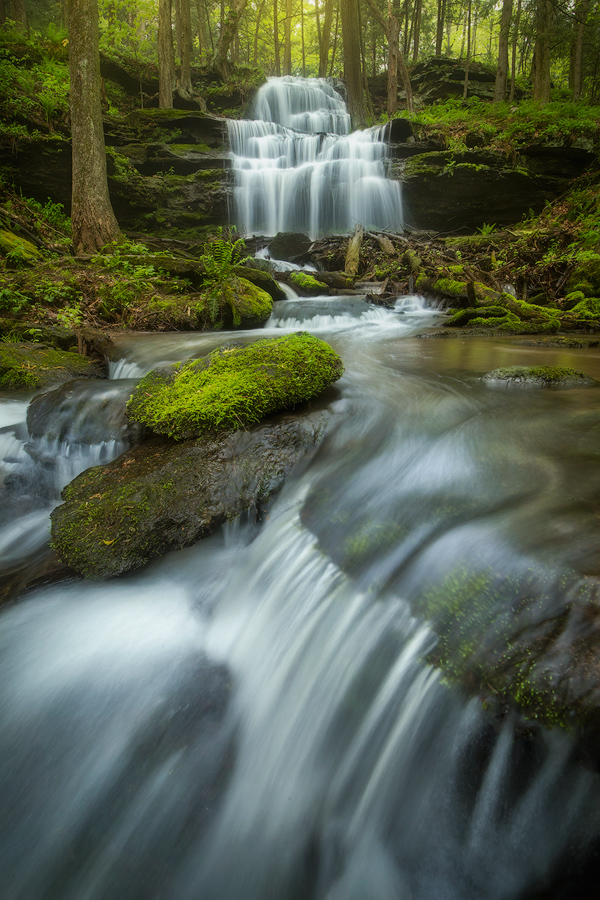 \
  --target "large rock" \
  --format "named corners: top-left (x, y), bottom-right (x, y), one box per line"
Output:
top-left (126, 332), bottom-right (343, 440)
top-left (50, 413), bottom-right (326, 579)
top-left (0, 343), bottom-right (106, 390)
top-left (268, 232), bottom-right (313, 262)
top-left (483, 365), bottom-right (596, 387)
top-left (399, 151), bottom-right (567, 233)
